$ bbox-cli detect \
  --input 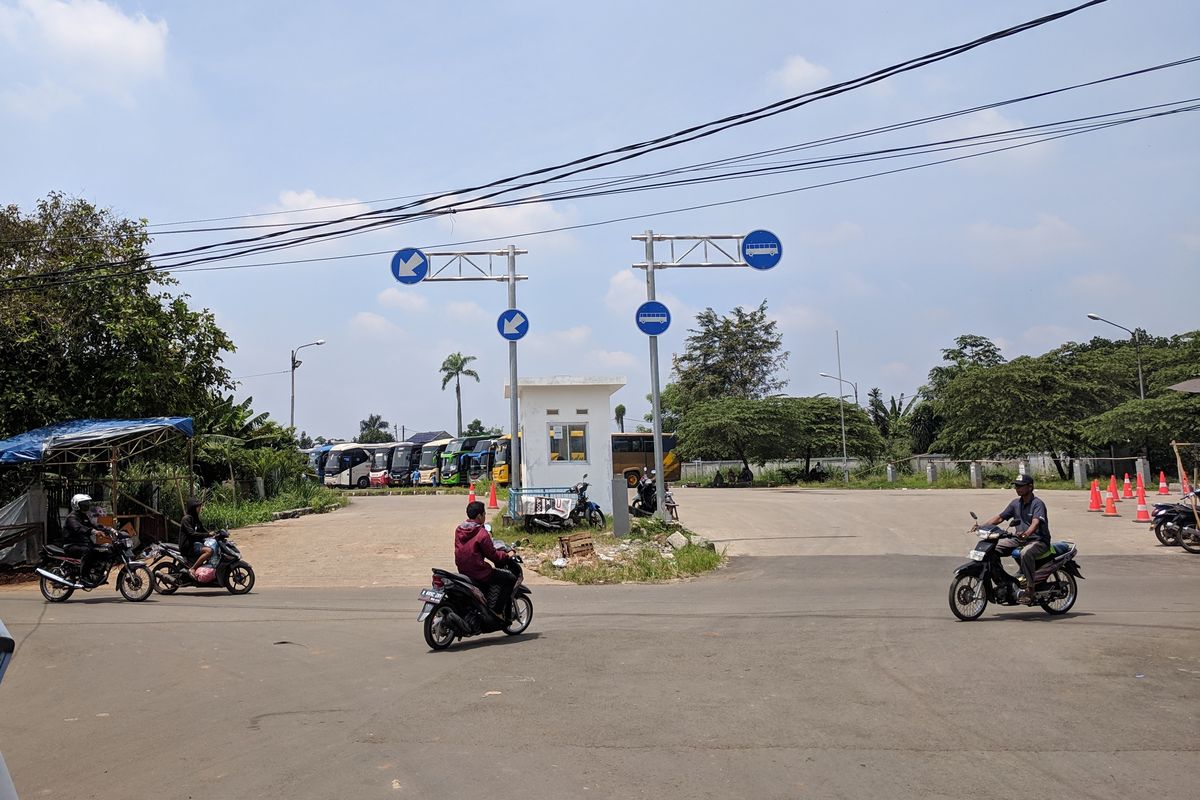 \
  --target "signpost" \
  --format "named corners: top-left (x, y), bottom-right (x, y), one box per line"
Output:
top-left (391, 246), bottom-right (528, 492)
top-left (632, 229), bottom-right (782, 520)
